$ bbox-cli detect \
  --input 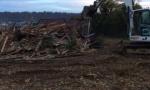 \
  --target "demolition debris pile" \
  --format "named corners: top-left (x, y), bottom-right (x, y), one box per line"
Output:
top-left (0, 20), bottom-right (93, 58)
